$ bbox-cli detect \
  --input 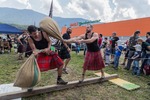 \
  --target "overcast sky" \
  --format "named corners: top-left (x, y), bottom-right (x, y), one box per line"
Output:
top-left (0, 0), bottom-right (150, 22)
